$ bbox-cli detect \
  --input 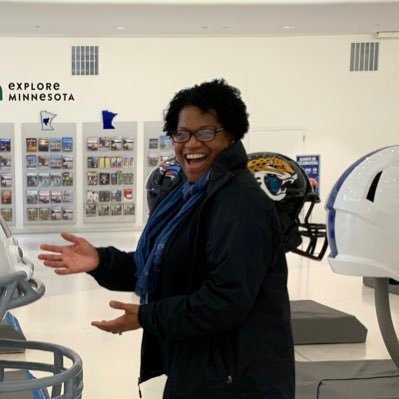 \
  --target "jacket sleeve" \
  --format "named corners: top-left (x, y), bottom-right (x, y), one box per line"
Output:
top-left (87, 246), bottom-right (137, 292)
top-left (138, 185), bottom-right (283, 341)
